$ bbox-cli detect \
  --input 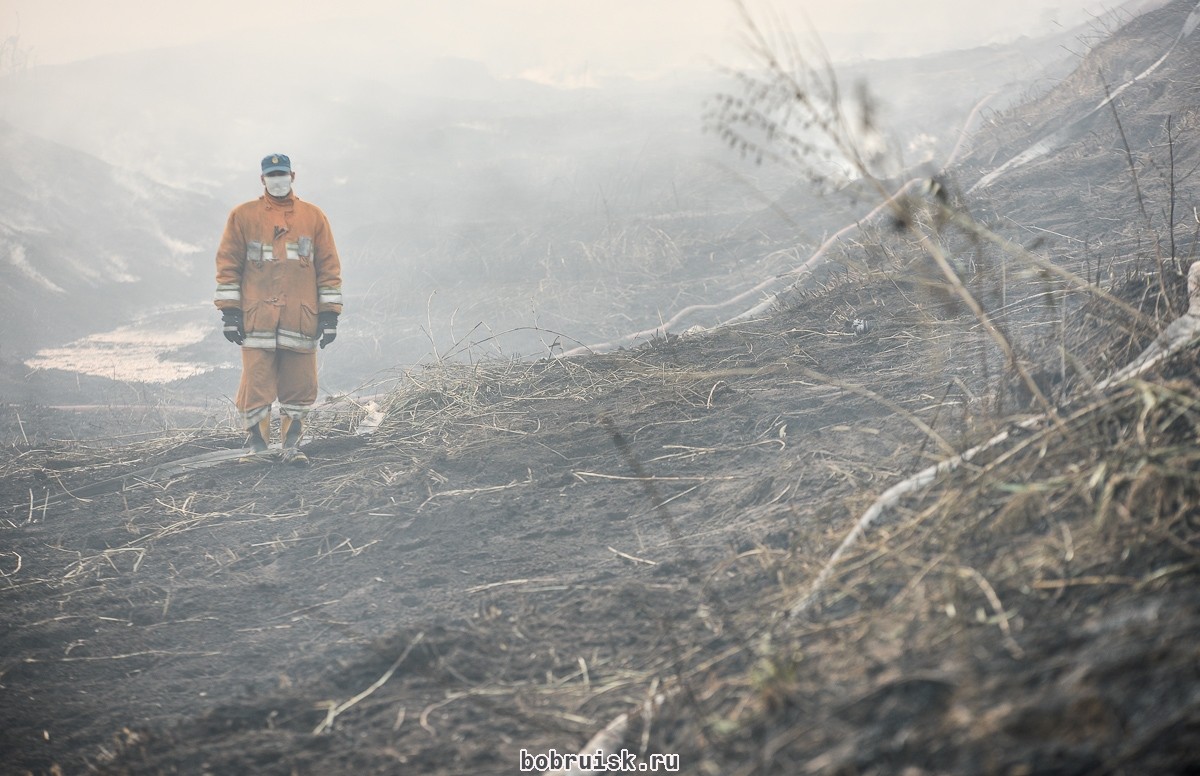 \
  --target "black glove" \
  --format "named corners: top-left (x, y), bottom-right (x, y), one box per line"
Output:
top-left (221, 308), bottom-right (244, 345)
top-left (318, 311), bottom-right (338, 349)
